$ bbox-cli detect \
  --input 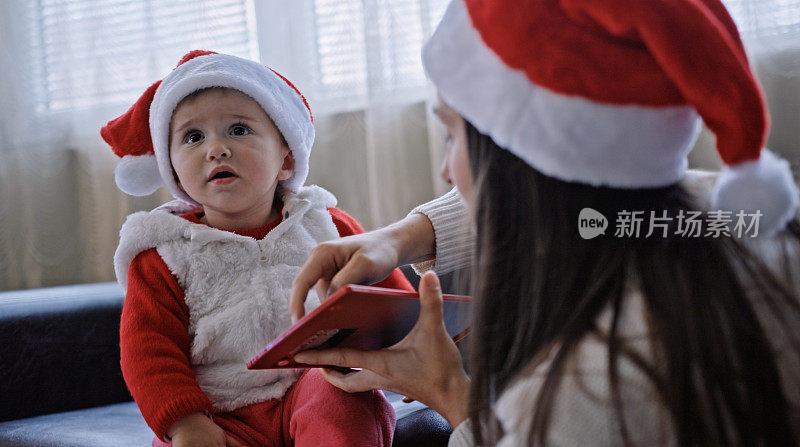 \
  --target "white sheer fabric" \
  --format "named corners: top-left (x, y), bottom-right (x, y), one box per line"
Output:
top-left (689, 0), bottom-right (800, 172)
top-left (736, 1), bottom-right (800, 172)
top-left (0, 0), bottom-right (450, 290)
top-left (0, 0), bottom-right (798, 290)
top-left (252, 0), bottom-right (452, 228)
top-left (0, 0), bottom-right (258, 290)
